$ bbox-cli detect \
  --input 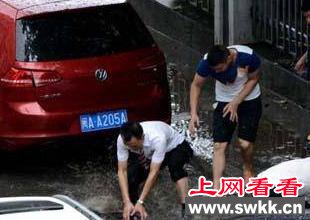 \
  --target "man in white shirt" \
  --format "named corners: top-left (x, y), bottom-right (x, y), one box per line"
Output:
top-left (117, 121), bottom-right (193, 219)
